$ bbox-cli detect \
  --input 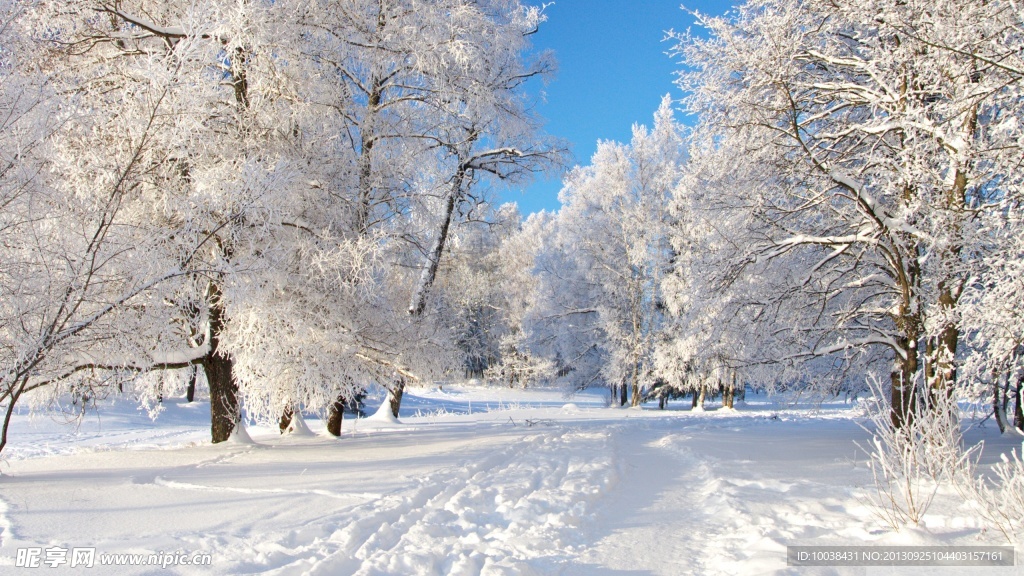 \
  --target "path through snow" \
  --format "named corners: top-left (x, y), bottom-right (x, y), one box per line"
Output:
top-left (0, 388), bottom-right (1020, 575)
